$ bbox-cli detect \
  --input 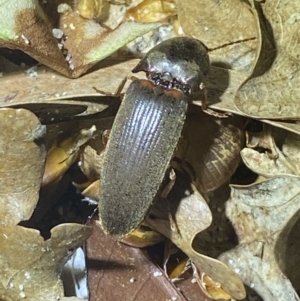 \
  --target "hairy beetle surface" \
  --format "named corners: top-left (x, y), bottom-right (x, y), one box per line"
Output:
top-left (98, 37), bottom-right (210, 237)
